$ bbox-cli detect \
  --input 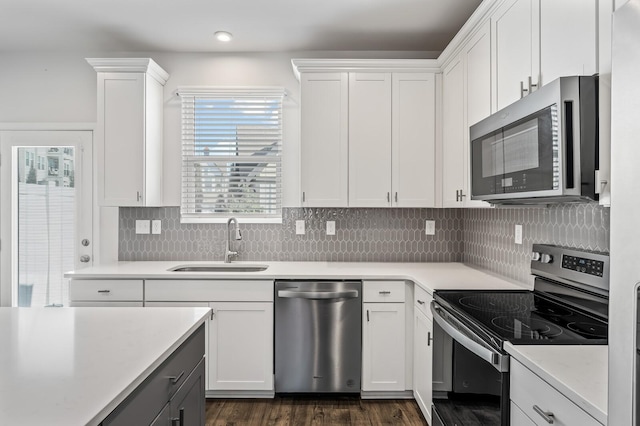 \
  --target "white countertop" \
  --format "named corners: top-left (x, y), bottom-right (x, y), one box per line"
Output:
top-left (0, 307), bottom-right (210, 426)
top-left (505, 343), bottom-right (608, 425)
top-left (65, 261), bottom-right (531, 293)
